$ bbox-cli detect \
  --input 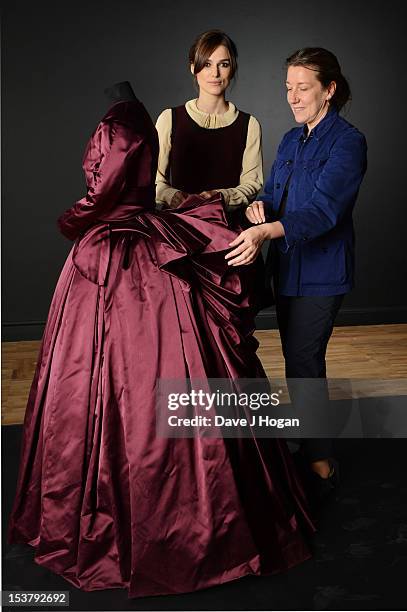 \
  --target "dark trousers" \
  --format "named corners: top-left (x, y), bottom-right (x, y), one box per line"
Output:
top-left (275, 294), bottom-right (344, 462)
